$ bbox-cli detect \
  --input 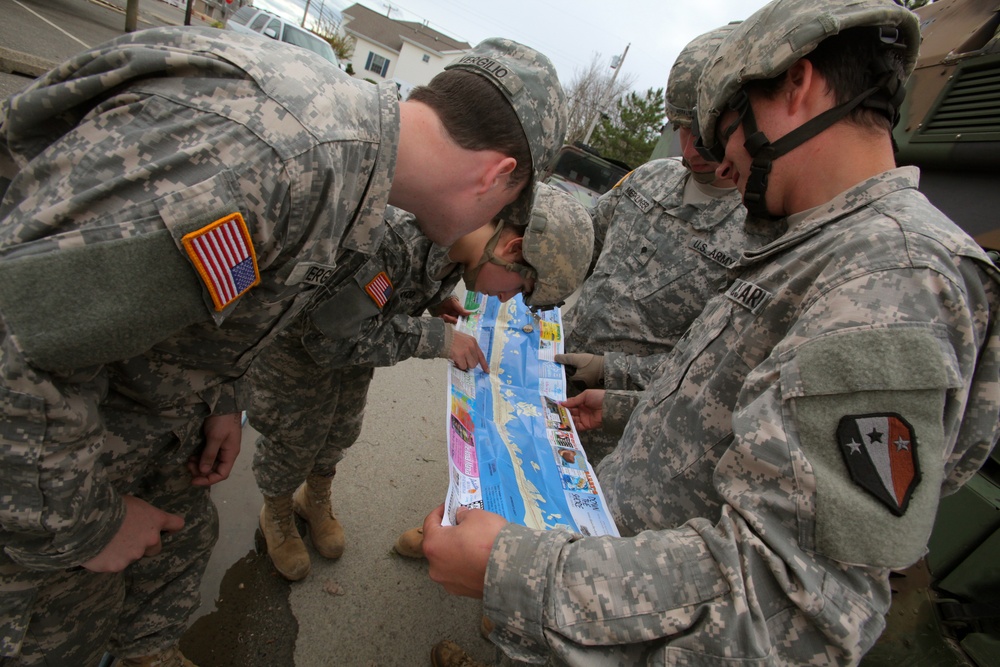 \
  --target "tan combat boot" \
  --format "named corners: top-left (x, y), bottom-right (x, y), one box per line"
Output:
top-left (393, 526), bottom-right (425, 559)
top-left (480, 615), bottom-right (494, 639)
top-left (430, 640), bottom-right (488, 667)
top-left (260, 495), bottom-right (311, 581)
top-left (117, 645), bottom-right (198, 667)
top-left (293, 474), bottom-right (345, 559)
